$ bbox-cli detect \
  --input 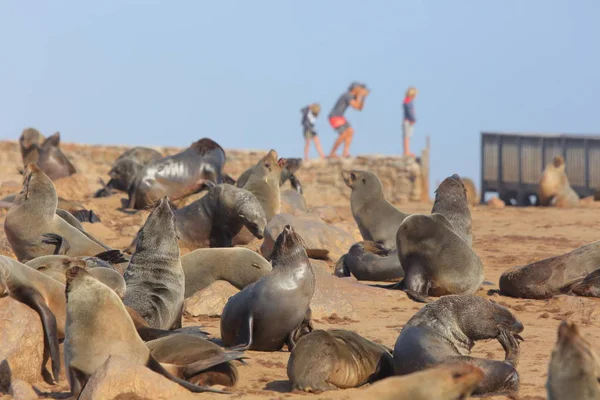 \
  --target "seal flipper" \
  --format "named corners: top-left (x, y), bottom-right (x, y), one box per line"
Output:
top-left (42, 233), bottom-right (70, 255)
top-left (289, 174), bottom-right (303, 194)
top-left (146, 355), bottom-right (230, 394)
top-left (71, 209), bottom-right (102, 224)
top-left (565, 269), bottom-right (600, 297)
top-left (228, 313), bottom-right (254, 351)
top-left (93, 249), bottom-right (129, 265)
top-left (68, 365), bottom-right (90, 398)
top-left (176, 351), bottom-right (248, 380)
